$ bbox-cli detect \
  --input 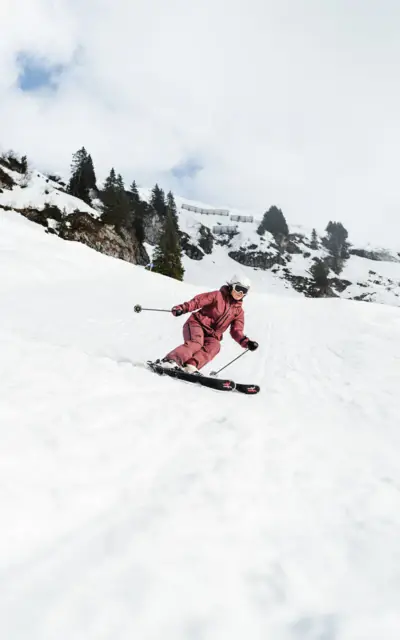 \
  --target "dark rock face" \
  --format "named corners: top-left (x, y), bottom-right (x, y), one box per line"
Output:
top-left (0, 167), bottom-right (15, 190)
top-left (285, 238), bottom-right (303, 254)
top-left (14, 205), bottom-right (149, 266)
top-left (198, 225), bottom-right (214, 254)
top-left (59, 212), bottom-right (149, 265)
top-left (142, 209), bottom-right (164, 245)
top-left (330, 277), bottom-right (352, 293)
top-left (228, 249), bottom-right (287, 270)
top-left (180, 231), bottom-right (204, 260)
top-left (350, 247), bottom-right (400, 263)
